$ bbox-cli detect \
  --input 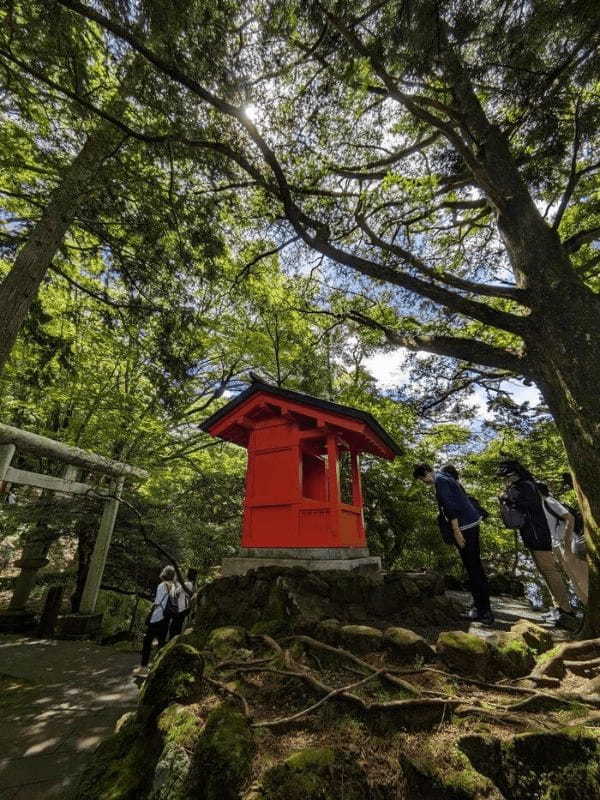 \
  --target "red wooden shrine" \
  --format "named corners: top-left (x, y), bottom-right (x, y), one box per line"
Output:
top-left (201, 381), bottom-right (400, 550)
